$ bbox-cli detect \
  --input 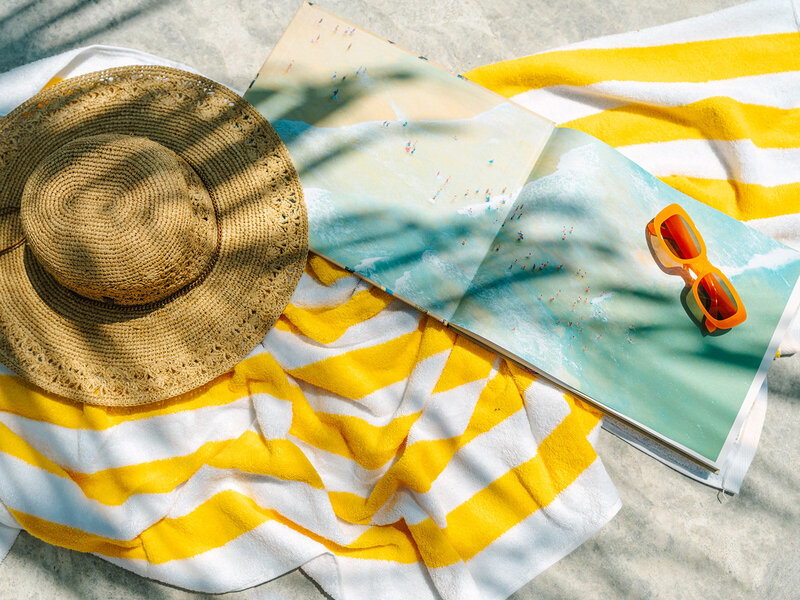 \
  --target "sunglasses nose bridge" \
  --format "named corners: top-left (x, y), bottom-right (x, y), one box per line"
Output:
top-left (687, 256), bottom-right (714, 280)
